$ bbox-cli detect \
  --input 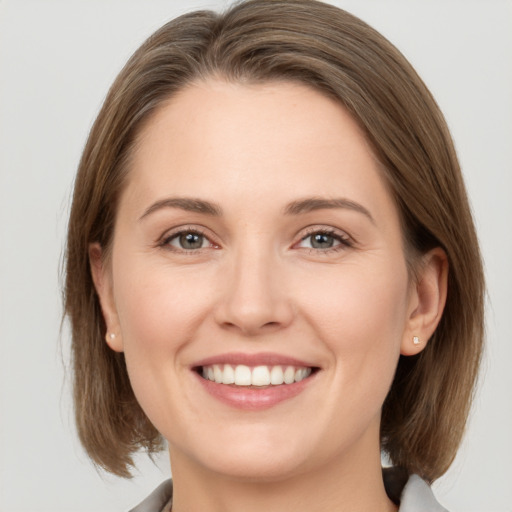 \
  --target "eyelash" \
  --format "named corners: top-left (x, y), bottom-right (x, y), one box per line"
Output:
top-left (158, 226), bottom-right (353, 254)
top-left (296, 227), bottom-right (353, 254)
top-left (159, 226), bottom-right (217, 254)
